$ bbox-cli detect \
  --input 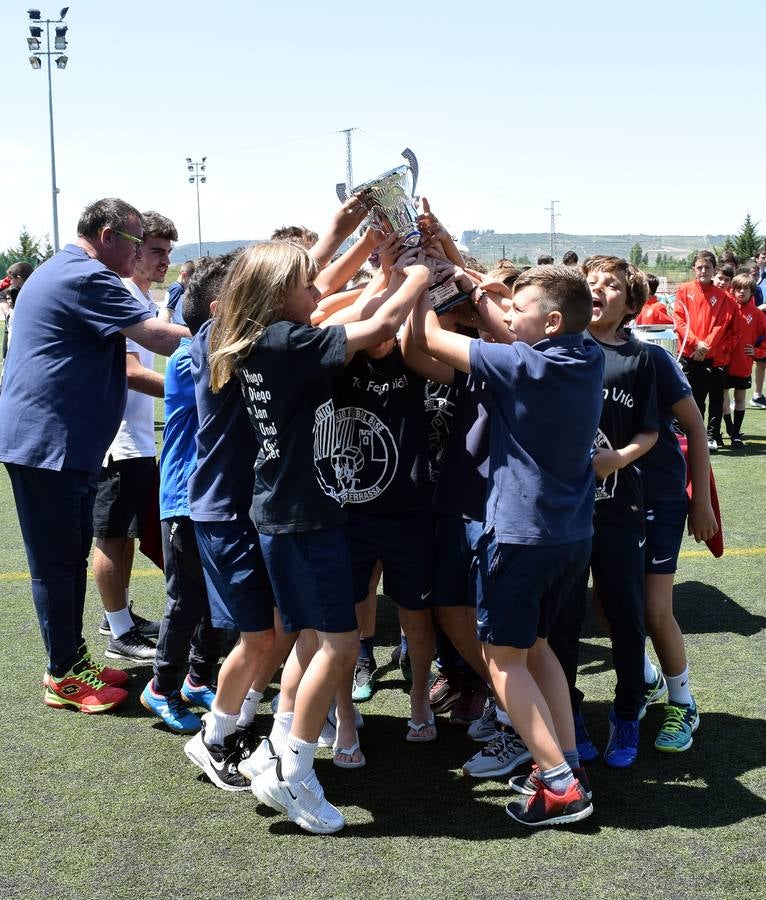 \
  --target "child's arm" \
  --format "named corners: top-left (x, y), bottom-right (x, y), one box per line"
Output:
top-left (310, 197), bottom-right (369, 269)
top-left (400, 317), bottom-right (455, 385)
top-left (411, 288), bottom-right (472, 374)
top-left (311, 287), bottom-right (365, 326)
top-left (672, 395), bottom-right (718, 542)
top-left (314, 228), bottom-right (378, 298)
top-left (673, 288), bottom-right (702, 357)
top-left (417, 197), bottom-right (466, 268)
top-left (342, 253), bottom-right (429, 359)
top-left (592, 431), bottom-right (657, 480)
